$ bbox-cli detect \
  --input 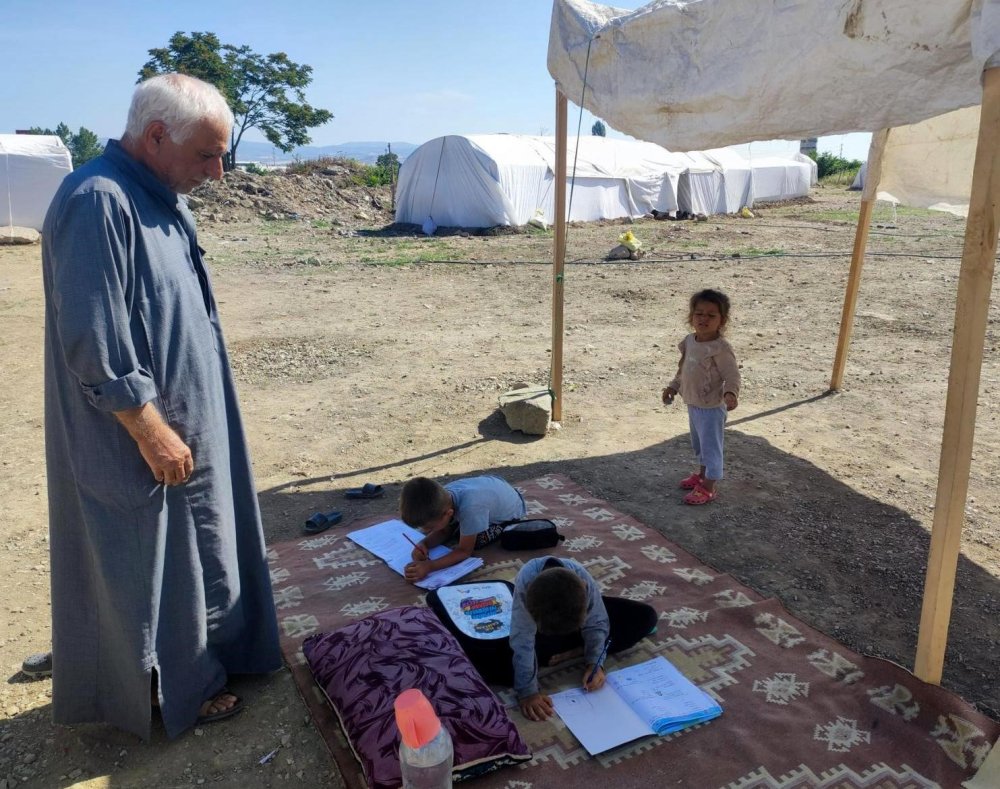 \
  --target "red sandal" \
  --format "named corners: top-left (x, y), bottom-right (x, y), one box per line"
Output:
top-left (683, 485), bottom-right (717, 505)
top-left (679, 472), bottom-right (702, 490)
